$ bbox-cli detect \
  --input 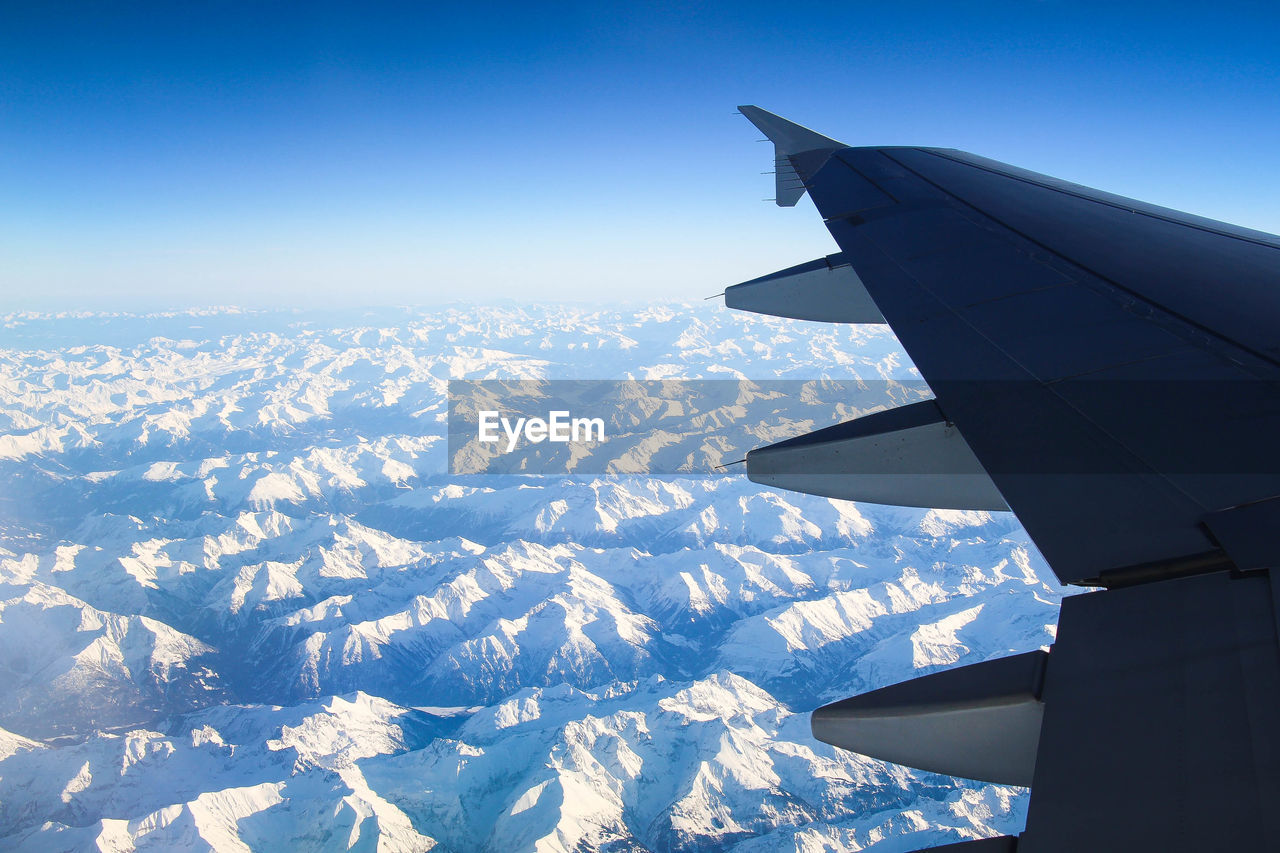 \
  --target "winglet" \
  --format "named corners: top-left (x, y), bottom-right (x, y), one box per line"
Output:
top-left (738, 106), bottom-right (847, 207)
top-left (737, 106), bottom-right (846, 155)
